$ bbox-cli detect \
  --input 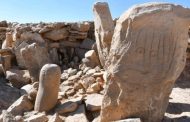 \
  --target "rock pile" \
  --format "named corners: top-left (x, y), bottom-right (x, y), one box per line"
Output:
top-left (0, 20), bottom-right (105, 122)
top-left (0, 2), bottom-right (190, 122)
